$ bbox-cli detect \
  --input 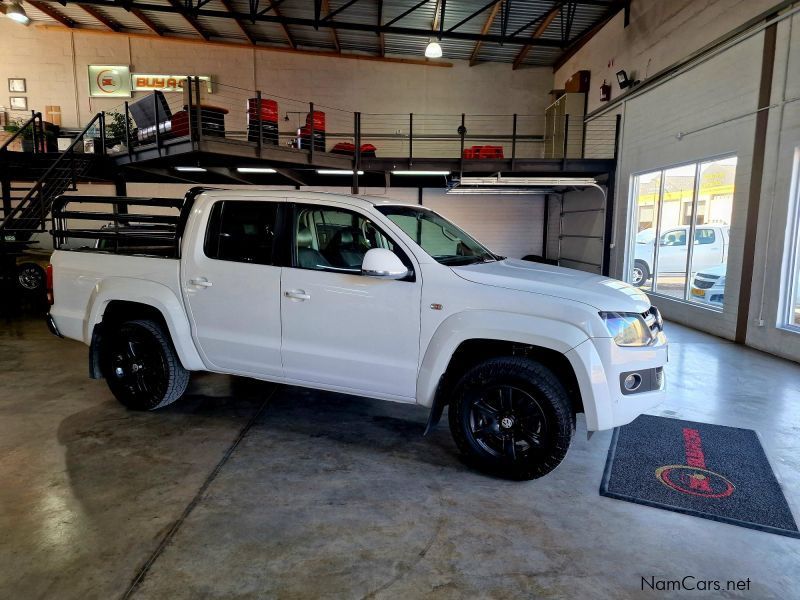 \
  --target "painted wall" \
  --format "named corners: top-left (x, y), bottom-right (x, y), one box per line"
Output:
top-left (745, 11), bottom-right (800, 360)
top-left (554, 0), bottom-right (781, 114)
top-left (556, 1), bottom-right (800, 362)
top-left (0, 21), bottom-right (553, 129)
